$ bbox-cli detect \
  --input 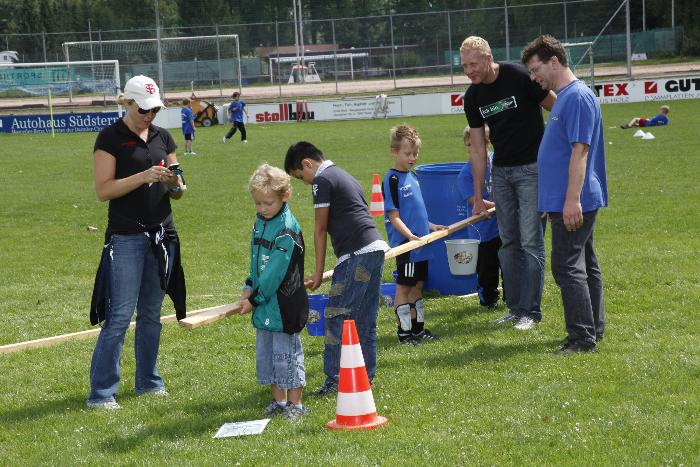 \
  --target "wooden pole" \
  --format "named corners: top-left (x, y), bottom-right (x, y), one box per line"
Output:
top-left (1, 303), bottom-right (232, 354)
top-left (181, 208), bottom-right (496, 329)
